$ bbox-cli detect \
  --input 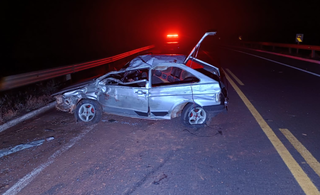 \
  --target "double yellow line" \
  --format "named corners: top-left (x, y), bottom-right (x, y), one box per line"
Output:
top-left (224, 68), bottom-right (320, 195)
